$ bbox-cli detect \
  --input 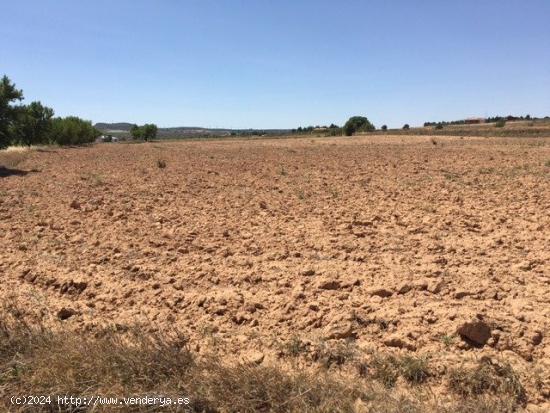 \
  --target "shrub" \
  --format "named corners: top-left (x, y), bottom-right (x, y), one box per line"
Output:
top-left (343, 116), bottom-right (375, 136)
top-left (381, 125), bottom-right (388, 131)
top-left (49, 116), bottom-right (100, 146)
top-left (435, 123), bottom-right (443, 130)
top-left (403, 124), bottom-right (410, 130)
top-left (495, 119), bottom-right (506, 128)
